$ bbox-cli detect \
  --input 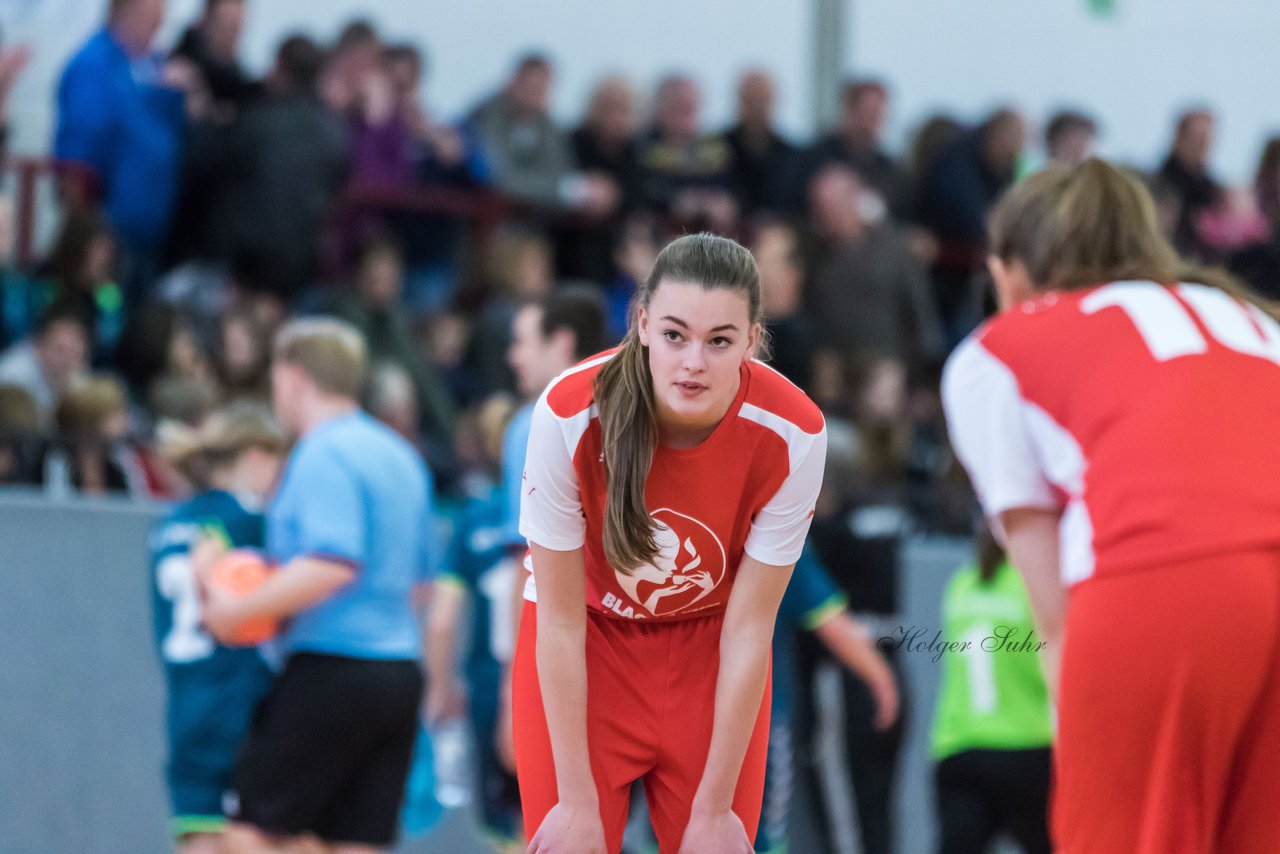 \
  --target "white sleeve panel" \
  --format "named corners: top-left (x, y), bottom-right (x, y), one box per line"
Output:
top-left (744, 423), bottom-right (828, 567)
top-left (518, 394), bottom-right (588, 551)
top-left (942, 337), bottom-right (1061, 519)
